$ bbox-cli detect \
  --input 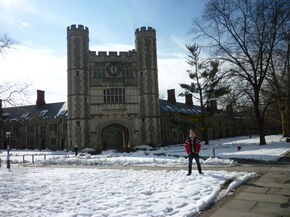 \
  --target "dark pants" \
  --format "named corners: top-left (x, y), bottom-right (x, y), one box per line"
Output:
top-left (188, 153), bottom-right (202, 174)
